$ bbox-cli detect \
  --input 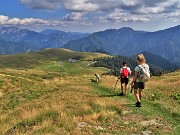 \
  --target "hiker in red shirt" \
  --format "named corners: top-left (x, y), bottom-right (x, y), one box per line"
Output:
top-left (119, 61), bottom-right (131, 96)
